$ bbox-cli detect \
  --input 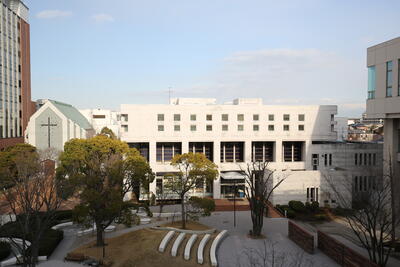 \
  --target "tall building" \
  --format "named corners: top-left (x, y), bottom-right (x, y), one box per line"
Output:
top-left (120, 98), bottom-right (383, 206)
top-left (366, 37), bottom-right (400, 214)
top-left (0, 0), bottom-right (34, 149)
